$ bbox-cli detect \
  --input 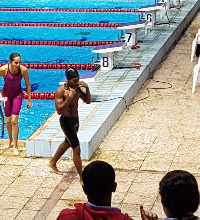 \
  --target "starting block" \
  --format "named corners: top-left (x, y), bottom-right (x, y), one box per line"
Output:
top-left (191, 30), bottom-right (200, 62)
top-left (139, 3), bottom-right (166, 30)
top-left (117, 20), bottom-right (148, 46)
top-left (92, 41), bottom-right (127, 71)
